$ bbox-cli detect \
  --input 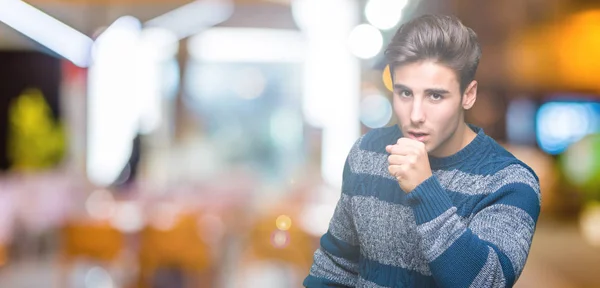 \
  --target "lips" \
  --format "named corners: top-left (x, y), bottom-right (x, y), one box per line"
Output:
top-left (407, 131), bottom-right (429, 142)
